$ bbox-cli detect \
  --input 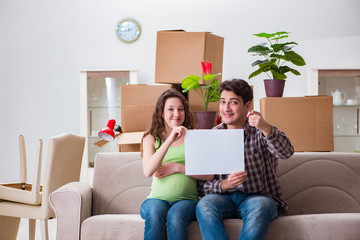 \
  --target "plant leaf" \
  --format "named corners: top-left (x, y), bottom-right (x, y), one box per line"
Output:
top-left (248, 44), bottom-right (272, 55)
top-left (273, 31), bottom-right (289, 36)
top-left (271, 42), bottom-right (298, 52)
top-left (280, 66), bottom-right (301, 75)
top-left (271, 31), bottom-right (290, 40)
top-left (254, 31), bottom-right (289, 39)
top-left (271, 35), bottom-right (288, 41)
top-left (270, 53), bottom-right (288, 62)
top-left (208, 79), bottom-right (220, 102)
top-left (181, 75), bottom-right (200, 93)
top-left (203, 73), bottom-right (221, 82)
top-left (270, 68), bottom-right (287, 80)
top-left (284, 51), bottom-right (306, 66)
top-left (273, 66), bottom-right (291, 74)
top-left (249, 69), bottom-right (262, 79)
top-left (253, 32), bottom-right (274, 38)
top-left (251, 60), bottom-right (269, 67)
top-left (282, 45), bottom-right (294, 52)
